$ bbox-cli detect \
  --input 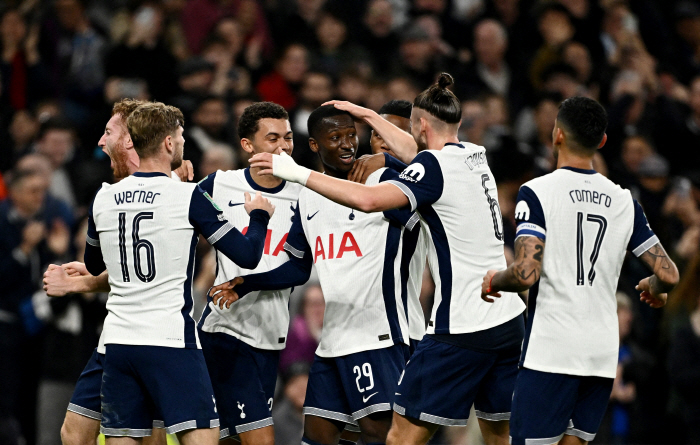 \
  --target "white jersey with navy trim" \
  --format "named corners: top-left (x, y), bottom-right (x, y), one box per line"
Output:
top-left (282, 170), bottom-right (411, 357)
top-left (88, 172), bottom-right (242, 349)
top-left (376, 167), bottom-right (427, 341)
top-left (386, 142), bottom-right (526, 335)
top-left (515, 167), bottom-right (658, 378)
top-left (198, 169), bottom-right (303, 350)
